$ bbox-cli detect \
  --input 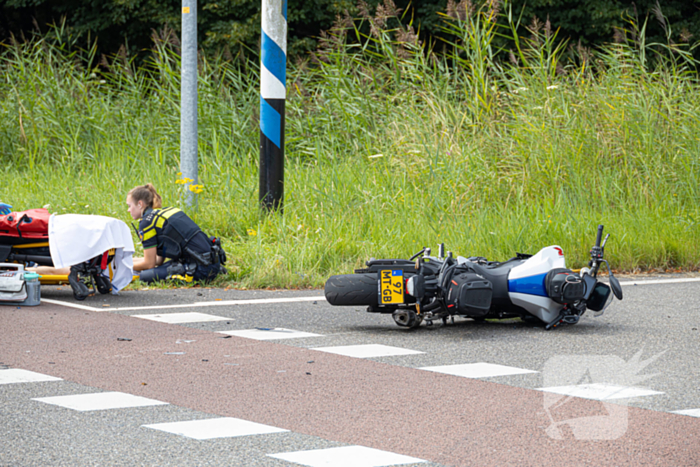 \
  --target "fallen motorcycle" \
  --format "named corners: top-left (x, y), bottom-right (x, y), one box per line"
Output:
top-left (325, 225), bottom-right (623, 330)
